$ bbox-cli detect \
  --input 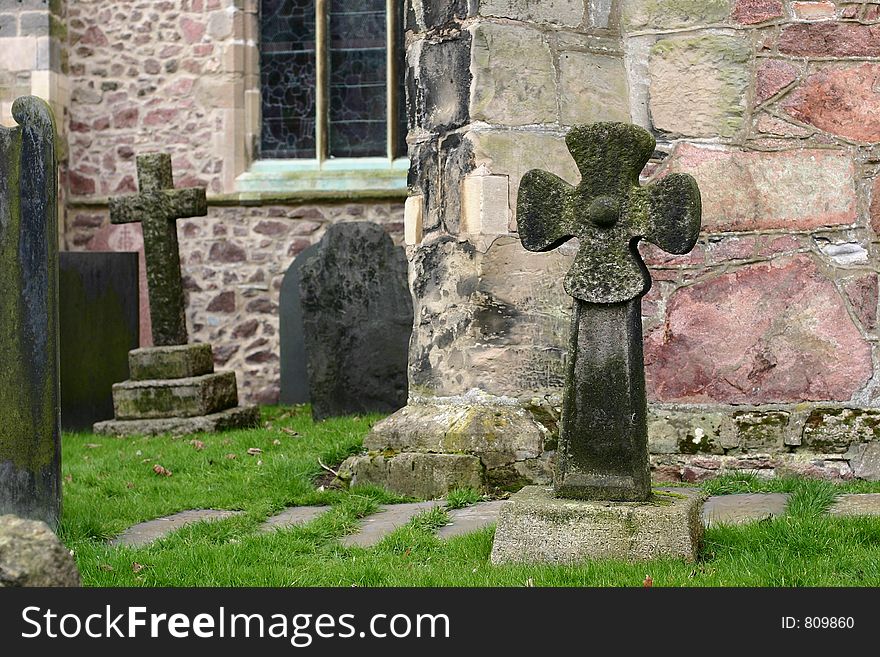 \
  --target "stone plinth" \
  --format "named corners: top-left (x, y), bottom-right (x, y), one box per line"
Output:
top-left (340, 452), bottom-right (484, 499)
top-left (490, 486), bottom-right (705, 564)
top-left (93, 343), bottom-right (258, 437)
top-left (129, 343), bottom-right (214, 380)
